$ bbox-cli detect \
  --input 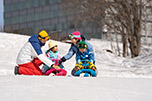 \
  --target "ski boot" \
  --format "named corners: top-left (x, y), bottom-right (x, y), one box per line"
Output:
top-left (14, 66), bottom-right (19, 75)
